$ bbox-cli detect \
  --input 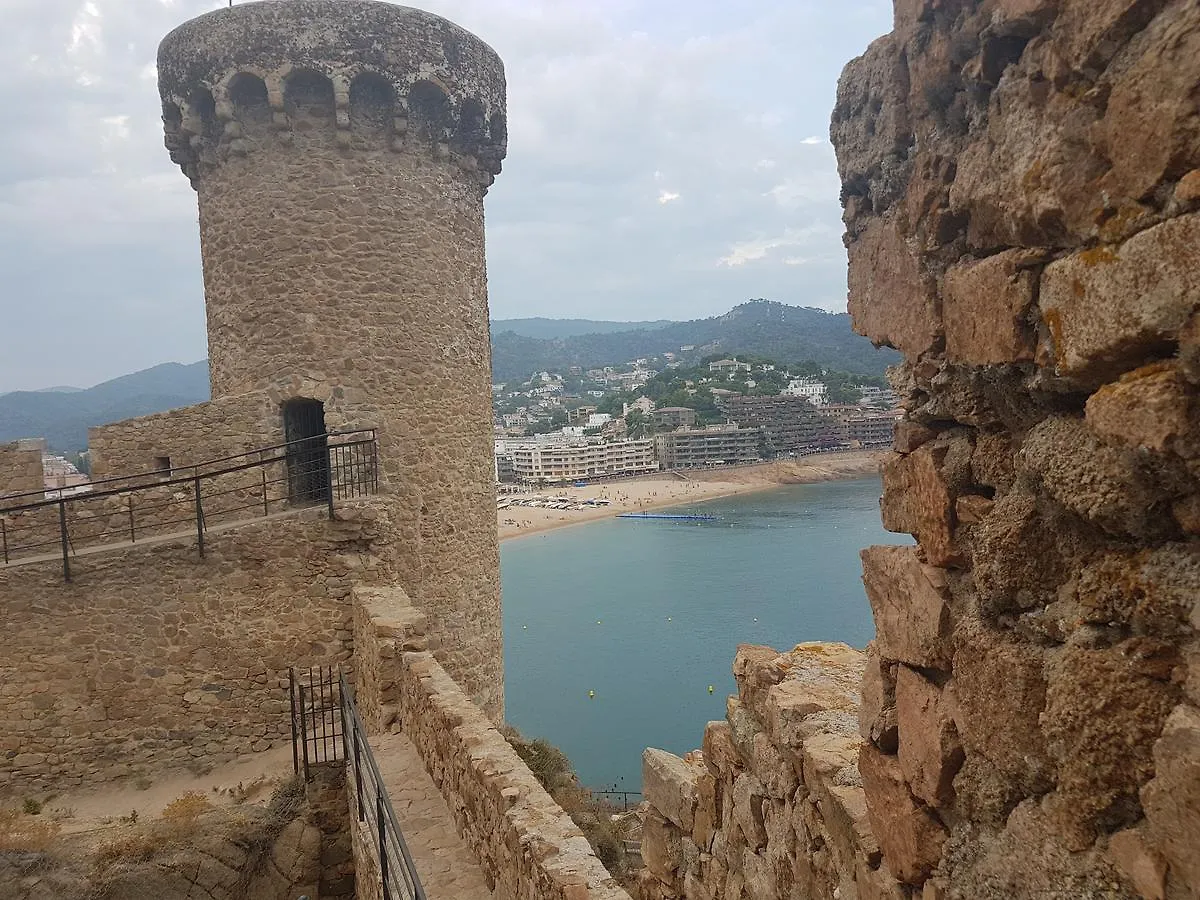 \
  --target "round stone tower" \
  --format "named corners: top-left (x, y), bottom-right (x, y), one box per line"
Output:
top-left (157, 1), bottom-right (508, 718)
